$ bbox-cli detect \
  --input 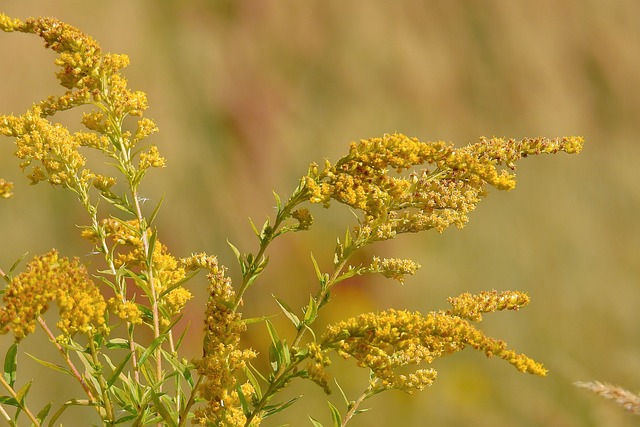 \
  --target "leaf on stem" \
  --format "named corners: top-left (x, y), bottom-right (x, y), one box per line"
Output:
top-left (274, 296), bottom-right (301, 329)
top-left (3, 344), bottom-right (17, 388)
top-left (308, 416), bottom-right (324, 427)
